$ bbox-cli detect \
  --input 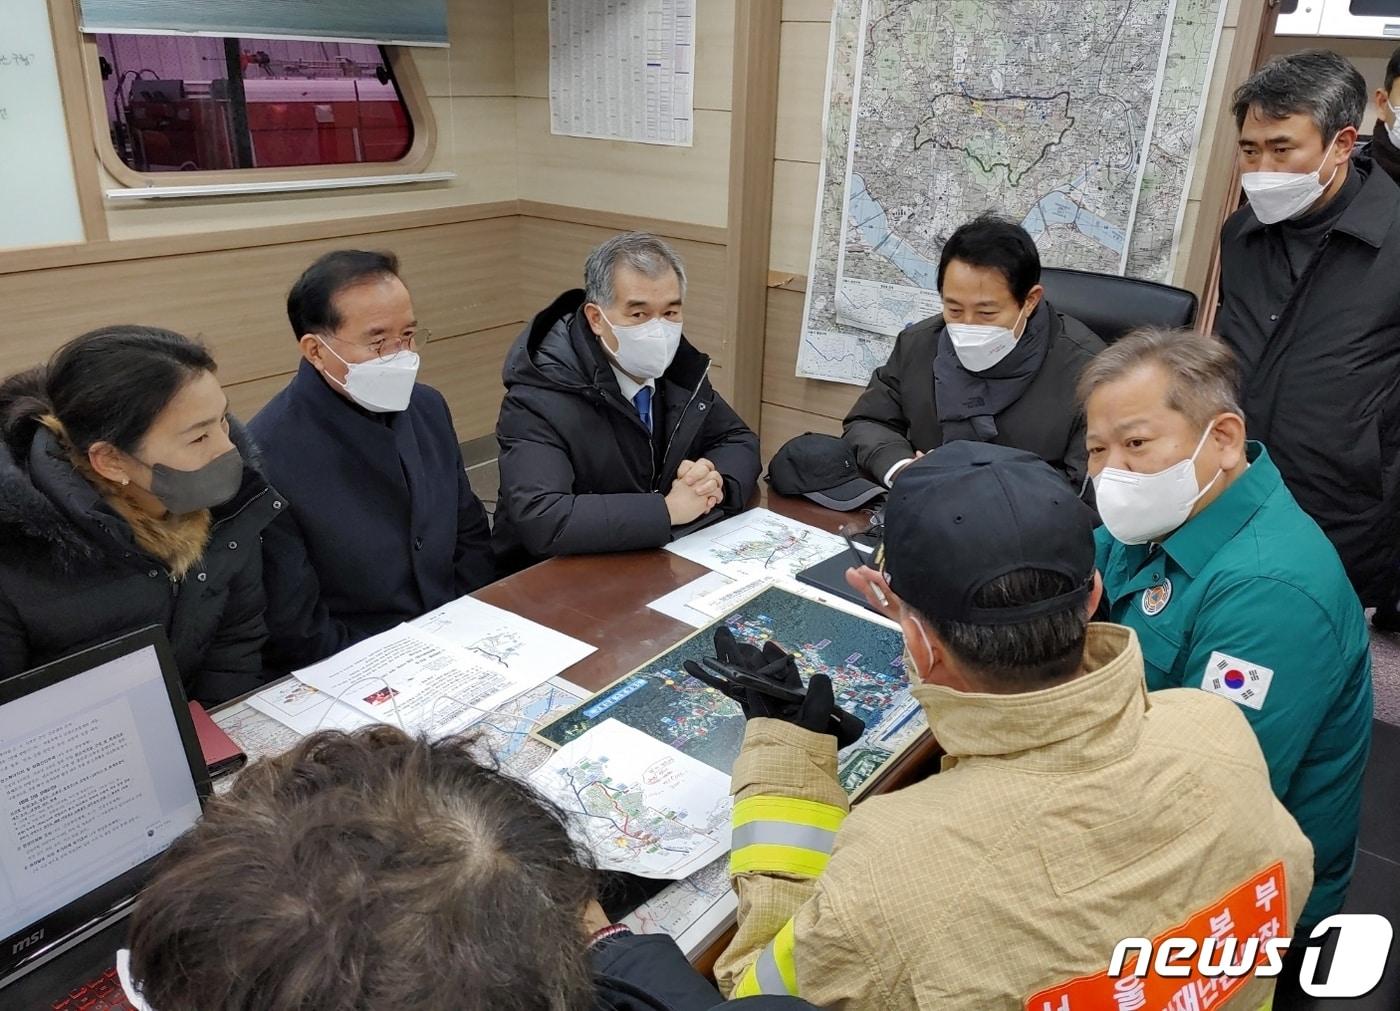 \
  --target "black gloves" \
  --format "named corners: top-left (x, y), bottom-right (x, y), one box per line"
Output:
top-left (682, 627), bottom-right (865, 749)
